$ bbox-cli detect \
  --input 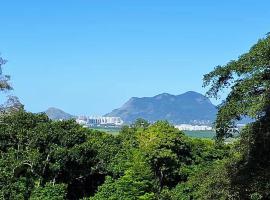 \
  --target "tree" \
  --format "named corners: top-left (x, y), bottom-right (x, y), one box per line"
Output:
top-left (30, 183), bottom-right (67, 200)
top-left (131, 118), bottom-right (150, 129)
top-left (203, 34), bottom-right (270, 138)
top-left (0, 56), bottom-right (23, 112)
top-left (171, 160), bottom-right (232, 200)
top-left (137, 121), bottom-right (192, 191)
top-left (203, 34), bottom-right (270, 198)
top-left (0, 56), bottom-right (12, 91)
top-left (0, 110), bottom-right (122, 199)
top-left (91, 151), bottom-right (155, 200)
